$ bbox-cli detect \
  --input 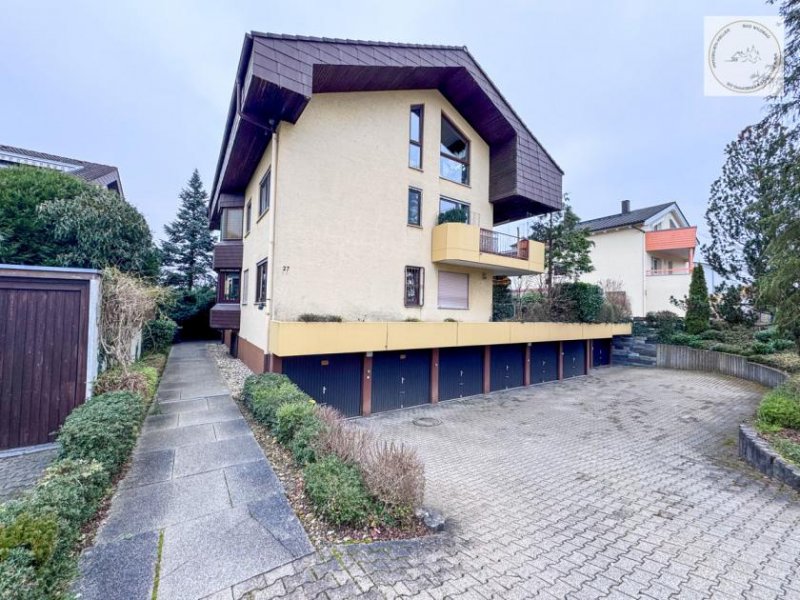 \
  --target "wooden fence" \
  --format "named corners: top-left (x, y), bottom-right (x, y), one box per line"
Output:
top-left (656, 344), bottom-right (788, 389)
